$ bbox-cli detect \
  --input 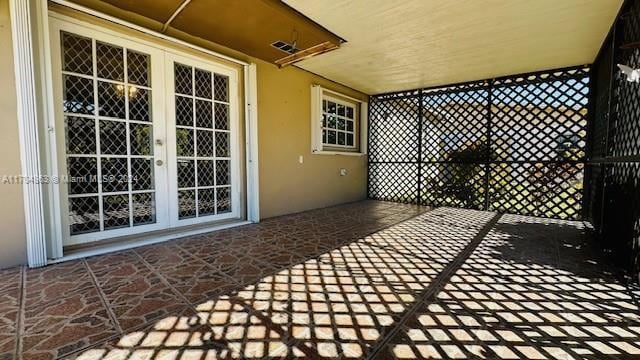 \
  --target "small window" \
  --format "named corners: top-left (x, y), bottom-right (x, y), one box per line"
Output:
top-left (311, 85), bottom-right (367, 155)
